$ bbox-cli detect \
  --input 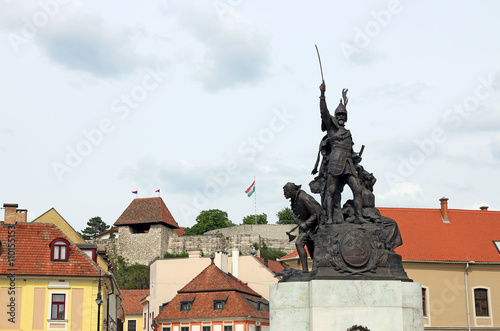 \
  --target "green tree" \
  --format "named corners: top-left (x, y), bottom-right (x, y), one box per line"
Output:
top-left (259, 242), bottom-right (287, 260)
top-left (109, 254), bottom-right (150, 289)
top-left (276, 207), bottom-right (295, 224)
top-left (241, 213), bottom-right (268, 225)
top-left (184, 209), bottom-right (235, 235)
top-left (80, 216), bottom-right (110, 240)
